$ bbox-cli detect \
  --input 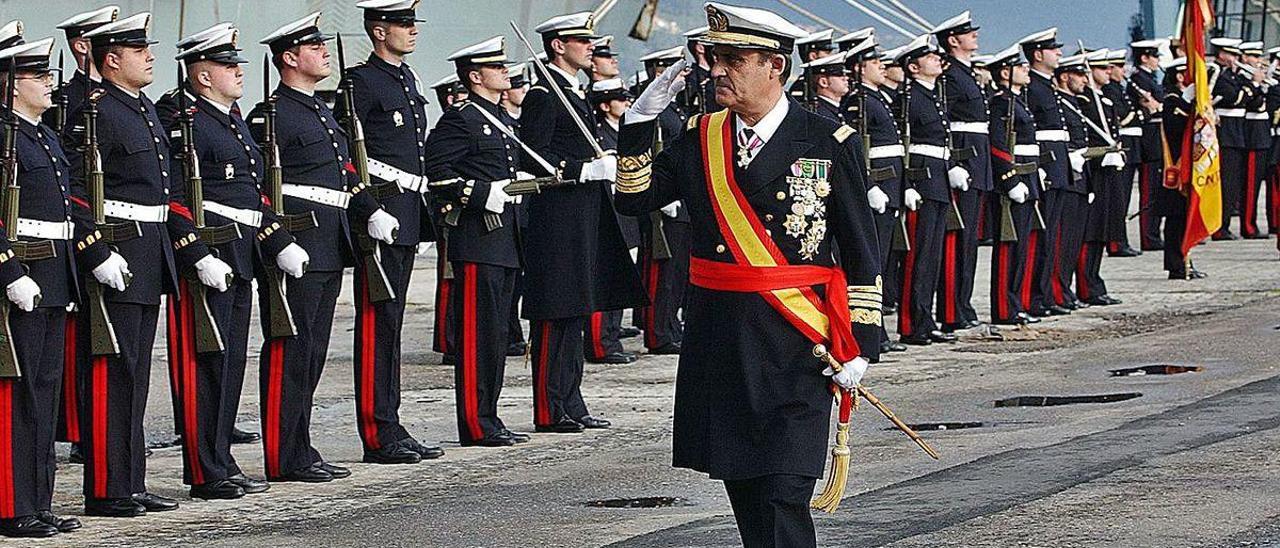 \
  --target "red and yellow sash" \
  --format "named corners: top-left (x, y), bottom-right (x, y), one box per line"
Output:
top-left (689, 110), bottom-right (860, 363)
